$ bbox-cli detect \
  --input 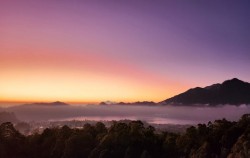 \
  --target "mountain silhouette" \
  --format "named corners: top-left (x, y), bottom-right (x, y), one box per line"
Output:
top-left (21, 101), bottom-right (69, 106)
top-left (99, 101), bottom-right (156, 106)
top-left (161, 78), bottom-right (250, 106)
